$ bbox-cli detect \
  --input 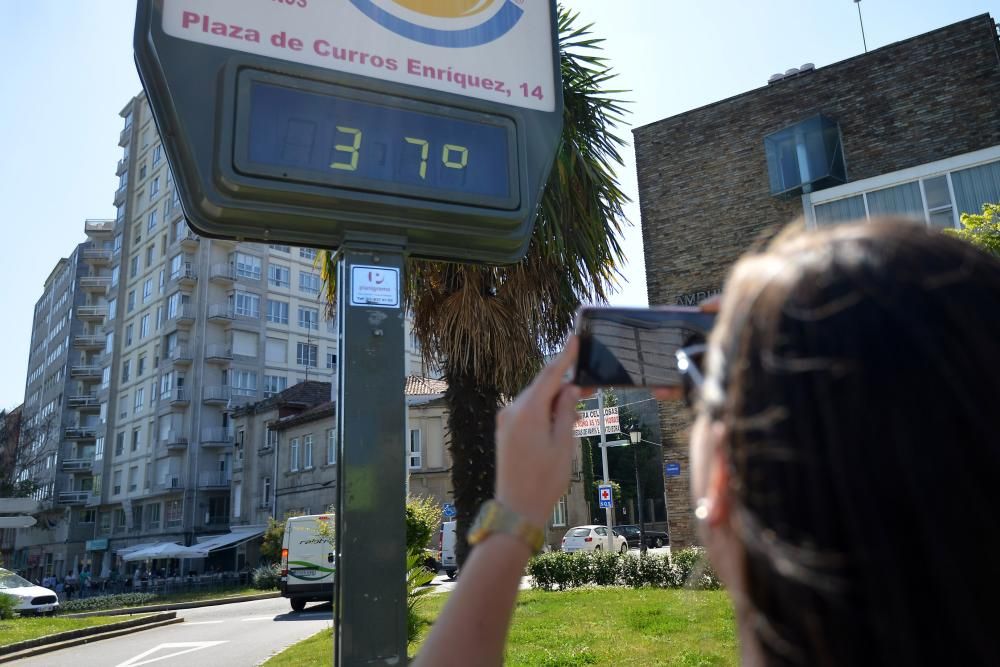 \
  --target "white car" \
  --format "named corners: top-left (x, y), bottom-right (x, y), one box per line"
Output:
top-left (561, 525), bottom-right (628, 554)
top-left (0, 568), bottom-right (59, 615)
